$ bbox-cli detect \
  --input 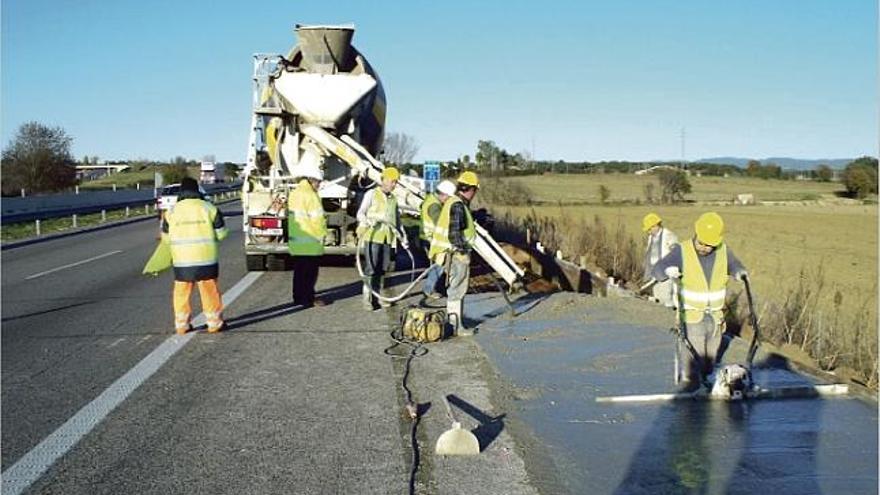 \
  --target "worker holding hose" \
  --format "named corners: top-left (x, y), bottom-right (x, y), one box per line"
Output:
top-left (652, 212), bottom-right (749, 387)
top-left (357, 167), bottom-right (408, 311)
top-left (430, 171), bottom-right (480, 336)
